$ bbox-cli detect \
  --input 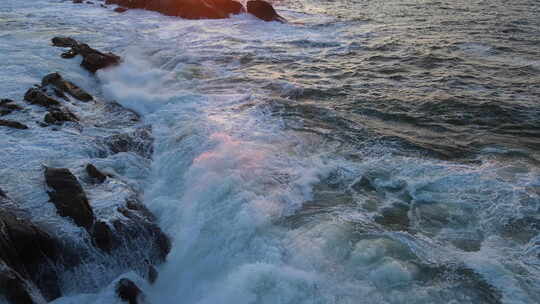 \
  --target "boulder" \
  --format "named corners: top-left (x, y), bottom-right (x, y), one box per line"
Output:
top-left (116, 199), bottom-right (171, 261)
top-left (86, 163), bottom-right (107, 183)
top-left (41, 73), bottom-right (93, 102)
top-left (24, 88), bottom-right (61, 108)
top-left (51, 37), bottom-right (121, 73)
top-left (0, 207), bottom-right (62, 301)
top-left (106, 0), bottom-right (244, 19)
top-left (114, 7), bottom-right (128, 13)
top-left (44, 167), bottom-right (95, 229)
top-left (116, 278), bottom-right (142, 304)
top-left (0, 99), bottom-right (23, 116)
top-left (247, 0), bottom-right (286, 22)
top-left (0, 119), bottom-right (28, 130)
top-left (0, 265), bottom-right (46, 304)
top-left (44, 108), bottom-right (79, 125)
top-left (92, 221), bottom-right (114, 252)
top-left (103, 126), bottom-right (154, 159)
